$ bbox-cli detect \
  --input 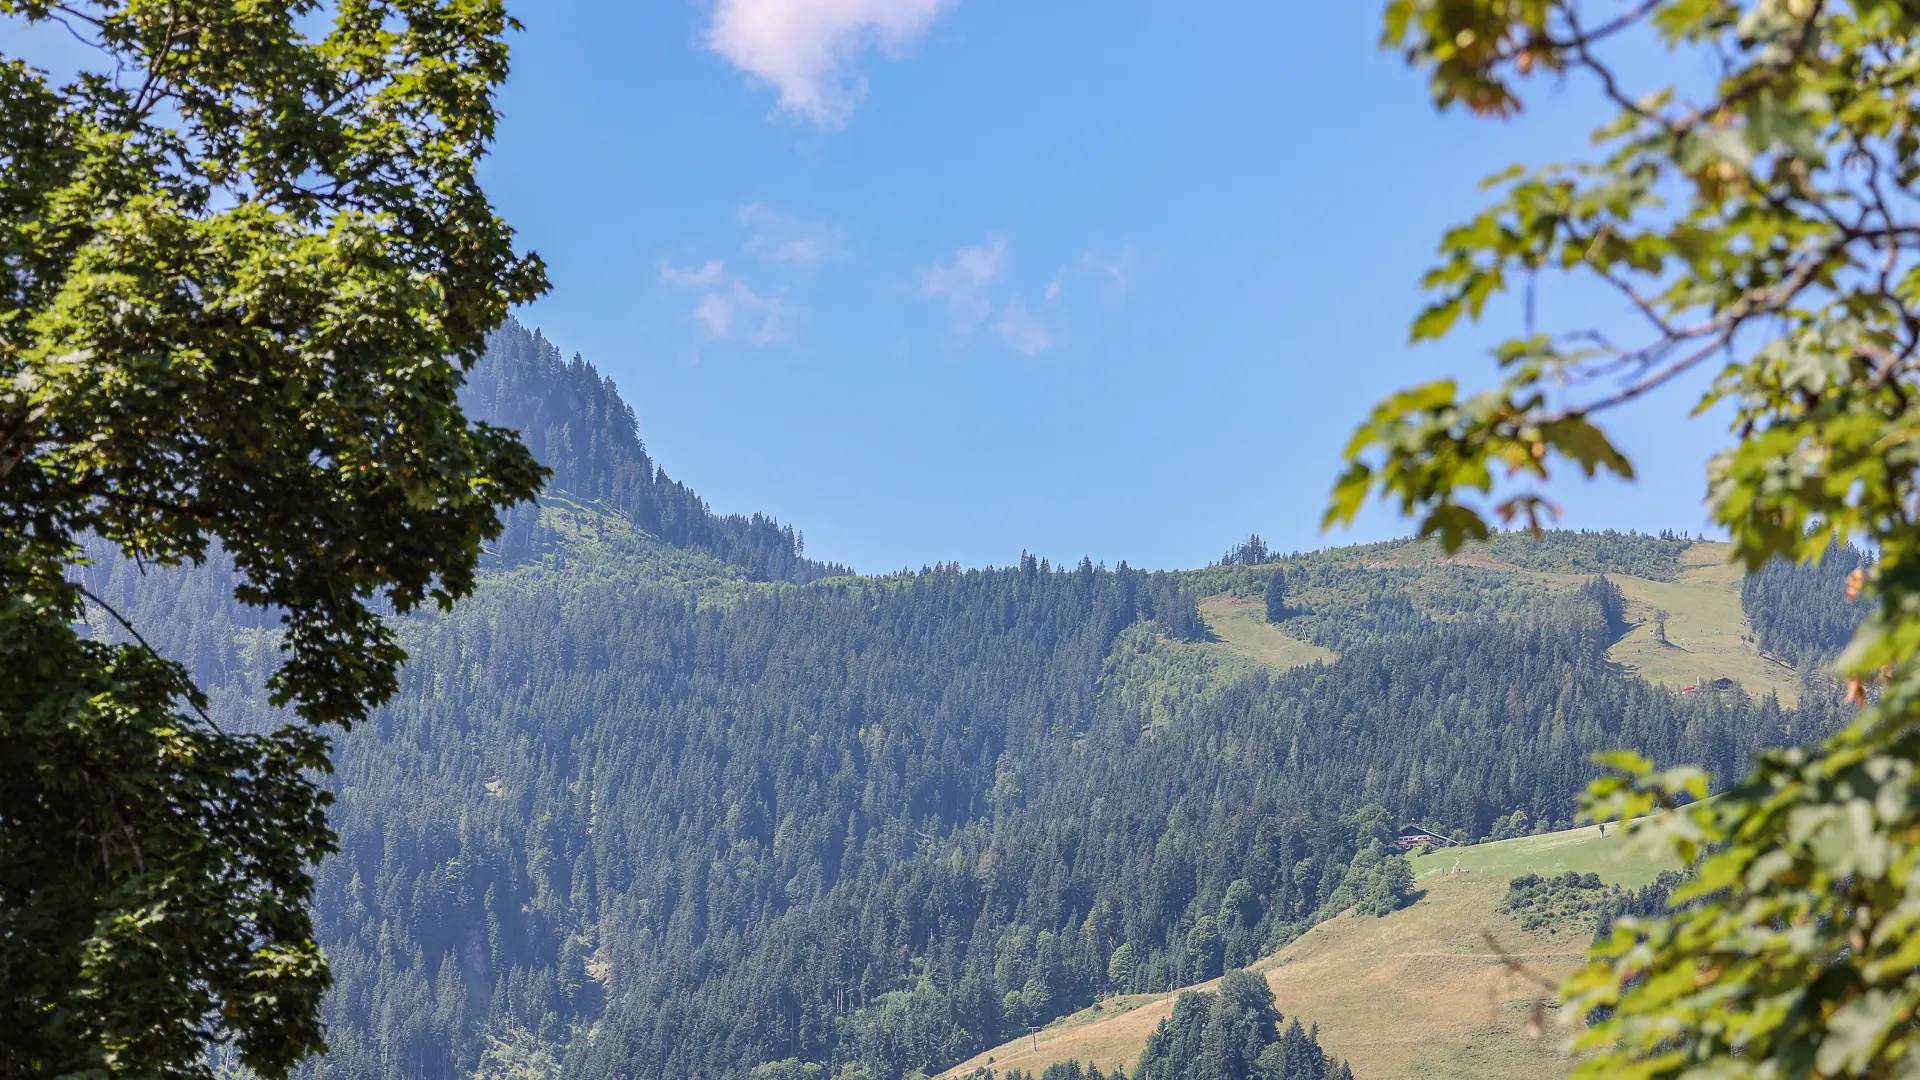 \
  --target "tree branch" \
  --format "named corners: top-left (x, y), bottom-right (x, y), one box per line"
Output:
top-left (0, 565), bottom-right (229, 736)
